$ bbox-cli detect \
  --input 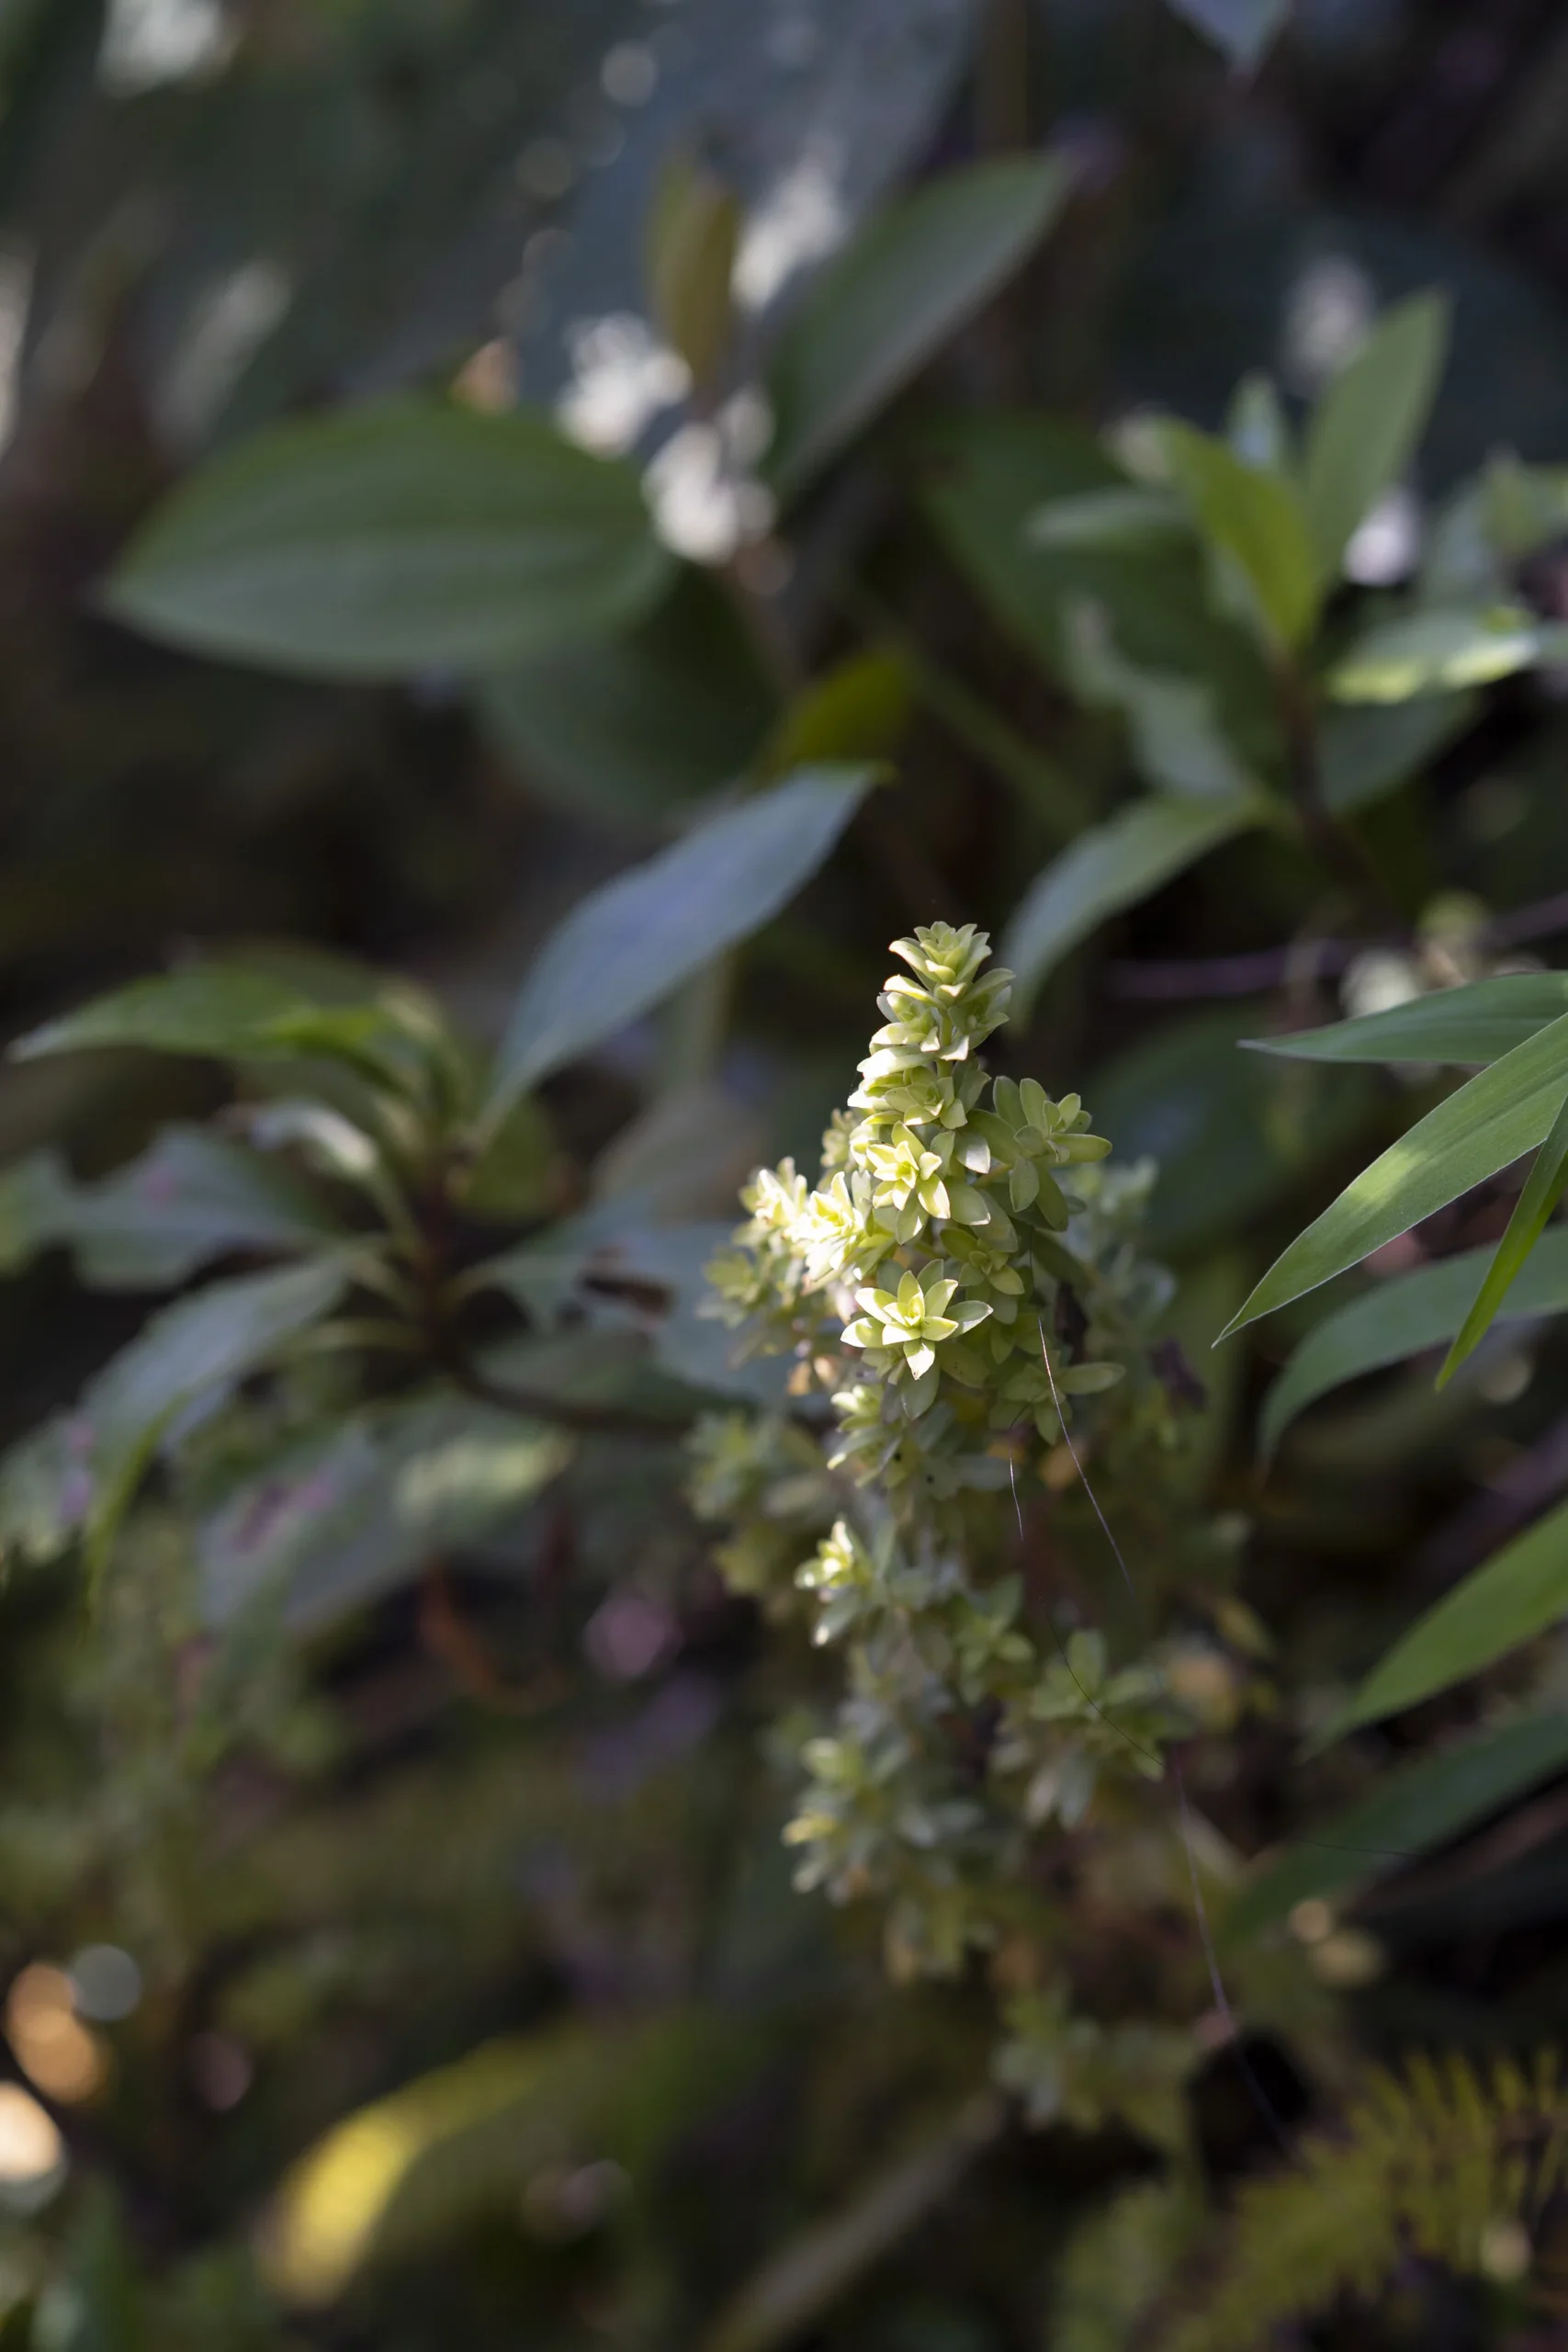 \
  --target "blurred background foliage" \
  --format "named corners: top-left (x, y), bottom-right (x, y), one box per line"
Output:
top-left (6, 0), bottom-right (1568, 2346)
